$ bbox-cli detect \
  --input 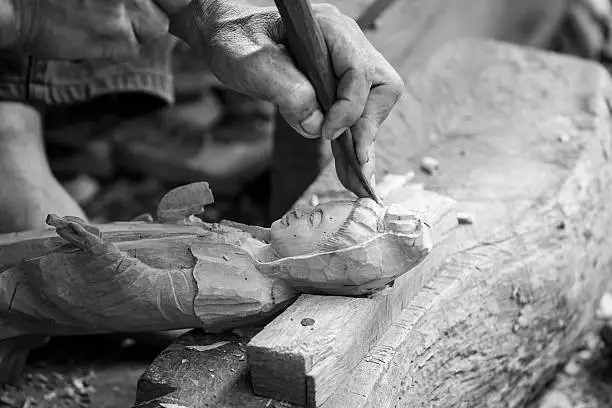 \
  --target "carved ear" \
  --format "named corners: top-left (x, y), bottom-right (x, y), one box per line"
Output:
top-left (156, 182), bottom-right (215, 224)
